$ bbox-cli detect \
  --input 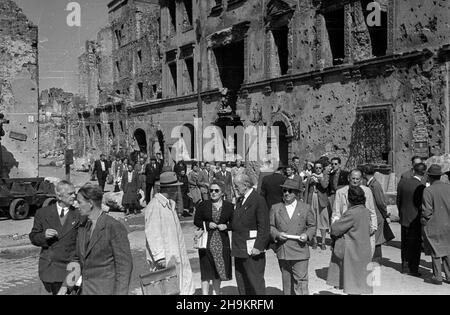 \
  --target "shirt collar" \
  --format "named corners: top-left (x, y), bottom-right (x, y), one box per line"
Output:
top-left (285, 199), bottom-right (297, 209)
top-left (413, 176), bottom-right (422, 182)
top-left (244, 188), bottom-right (253, 201)
top-left (155, 193), bottom-right (171, 208)
top-left (367, 177), bottom-right (375, 186)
